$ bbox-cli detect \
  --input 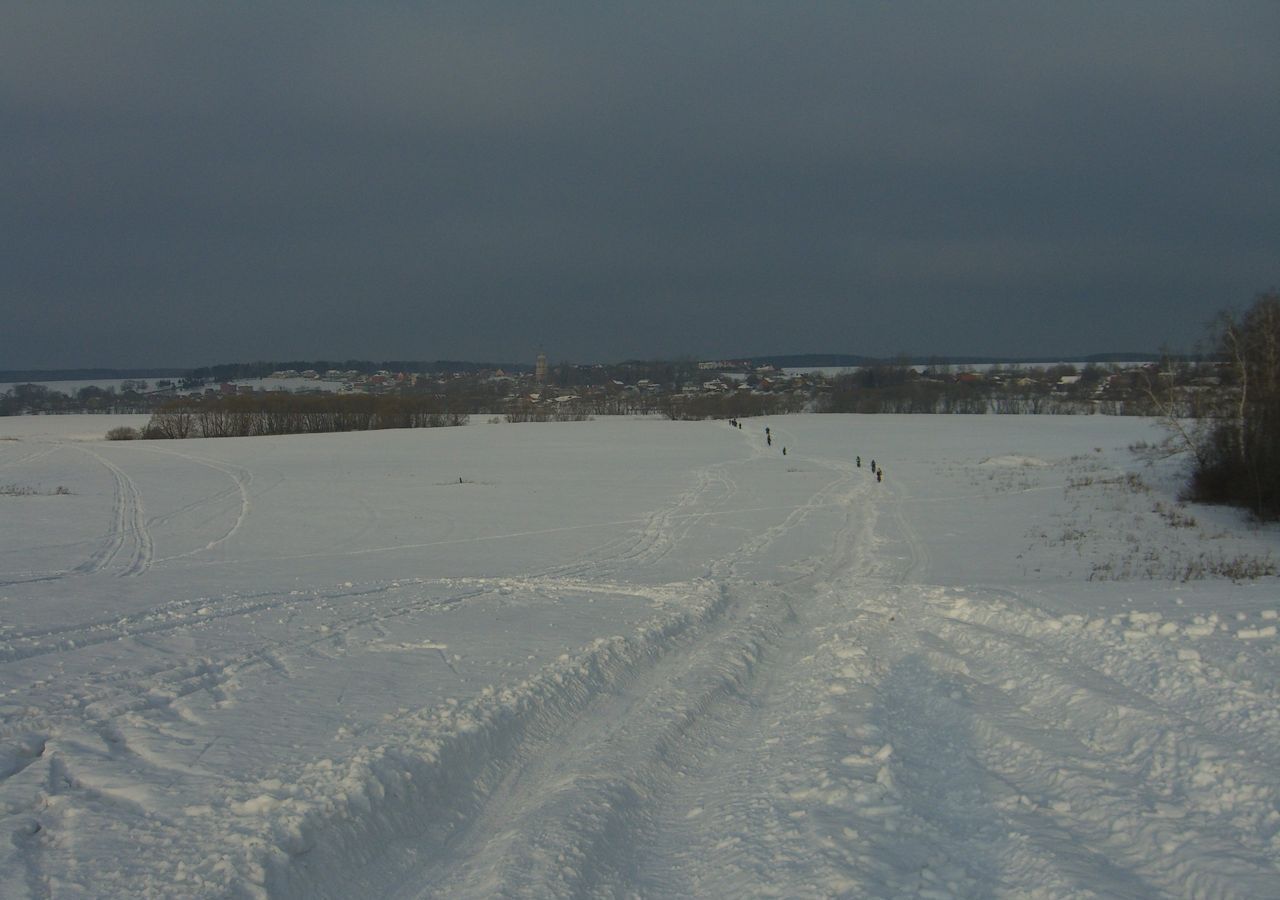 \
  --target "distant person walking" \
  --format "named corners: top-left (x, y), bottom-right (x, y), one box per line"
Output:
top-left (876, 469), bottom-right (883, 483)
top-left (856, 456), bottom-right (861, 468)
top-left (782, 447), bottom-right (787, 456)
